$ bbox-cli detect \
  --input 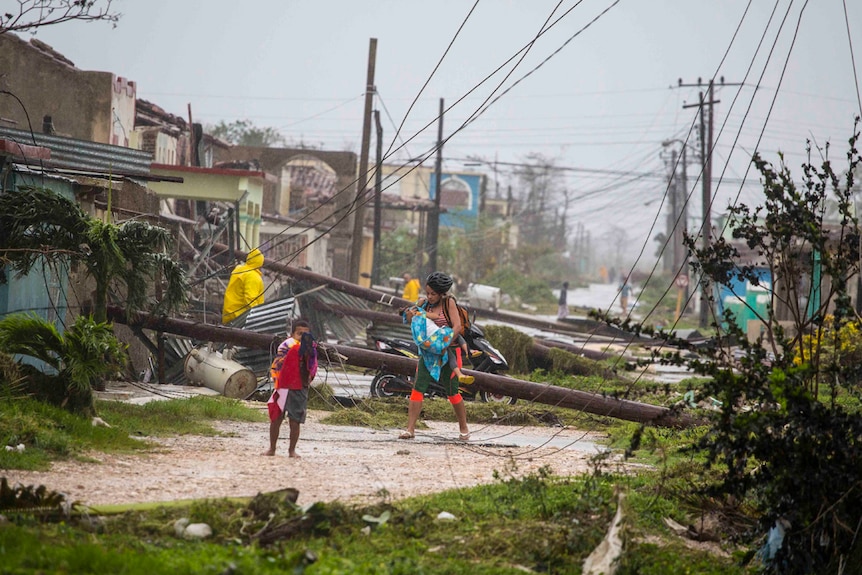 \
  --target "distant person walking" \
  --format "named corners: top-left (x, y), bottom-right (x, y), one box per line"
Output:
top-left (557, 281), bottom-right (569, 320)
top-left (619, 276), bottom-right (632, 314)
top-left (222, 248), bottom-right (265, 324)
top-left (402, 272), bottom-right (421, 303)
